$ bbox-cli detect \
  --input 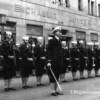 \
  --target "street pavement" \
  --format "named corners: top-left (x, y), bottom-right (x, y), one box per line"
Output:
top-left (0, 70), bottom-right (100, 100)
